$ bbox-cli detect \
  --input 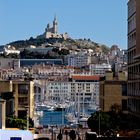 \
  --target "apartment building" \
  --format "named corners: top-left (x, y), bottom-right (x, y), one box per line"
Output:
top-left (0, 80), bottom-right (34, 128)
top-left (0, 80), bottom-right (13, 129)
top-left (0, 58), bottom-right (20, 69)
top-left (65, 52), bottom-right (91, 68)
top-left (0, 80), bottom-right (13, 115)
top-left (70, 75), bottom-right (100, 106)
top-left (12, 80), bottom-right (34, 119)
top-left (127, 0), bottom-right (140, 117)
top-left (100, 72), bottom-right (127, 112)
top-left (44, 75), bottom-right (100, 108)
top-left (89, 63), bottom-right (111, 77)
top-left (46, 81), bottom-right (69, 101)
